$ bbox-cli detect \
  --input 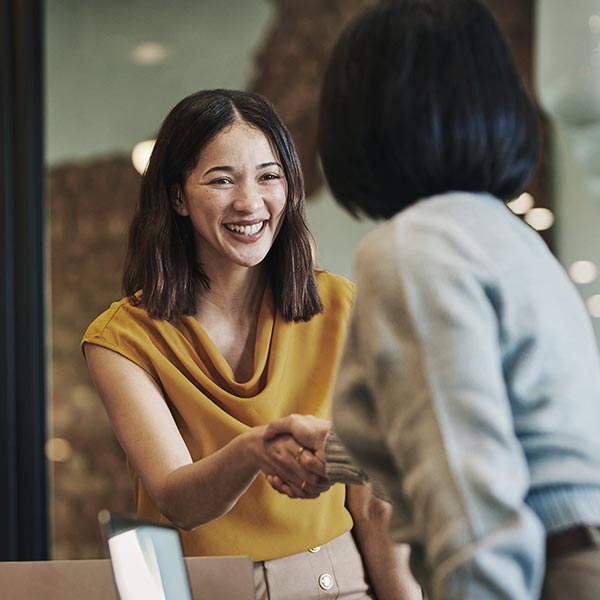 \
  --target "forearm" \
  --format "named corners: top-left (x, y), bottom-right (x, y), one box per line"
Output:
top-left (347, 485), bottom-right (421, 600)
top-left (358, 537), bottom-right (421, 600)
top-left (156, 429), bottom-right (263, 530)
